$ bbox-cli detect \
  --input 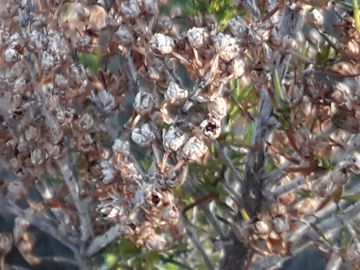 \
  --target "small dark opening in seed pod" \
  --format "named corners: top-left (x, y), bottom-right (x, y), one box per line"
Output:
top-left (129, 223), bottom-right (136, 230)
top-left (205, 121), bottom-right (217, 132)
top-left (151, 194), bottom-right (161, 205)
